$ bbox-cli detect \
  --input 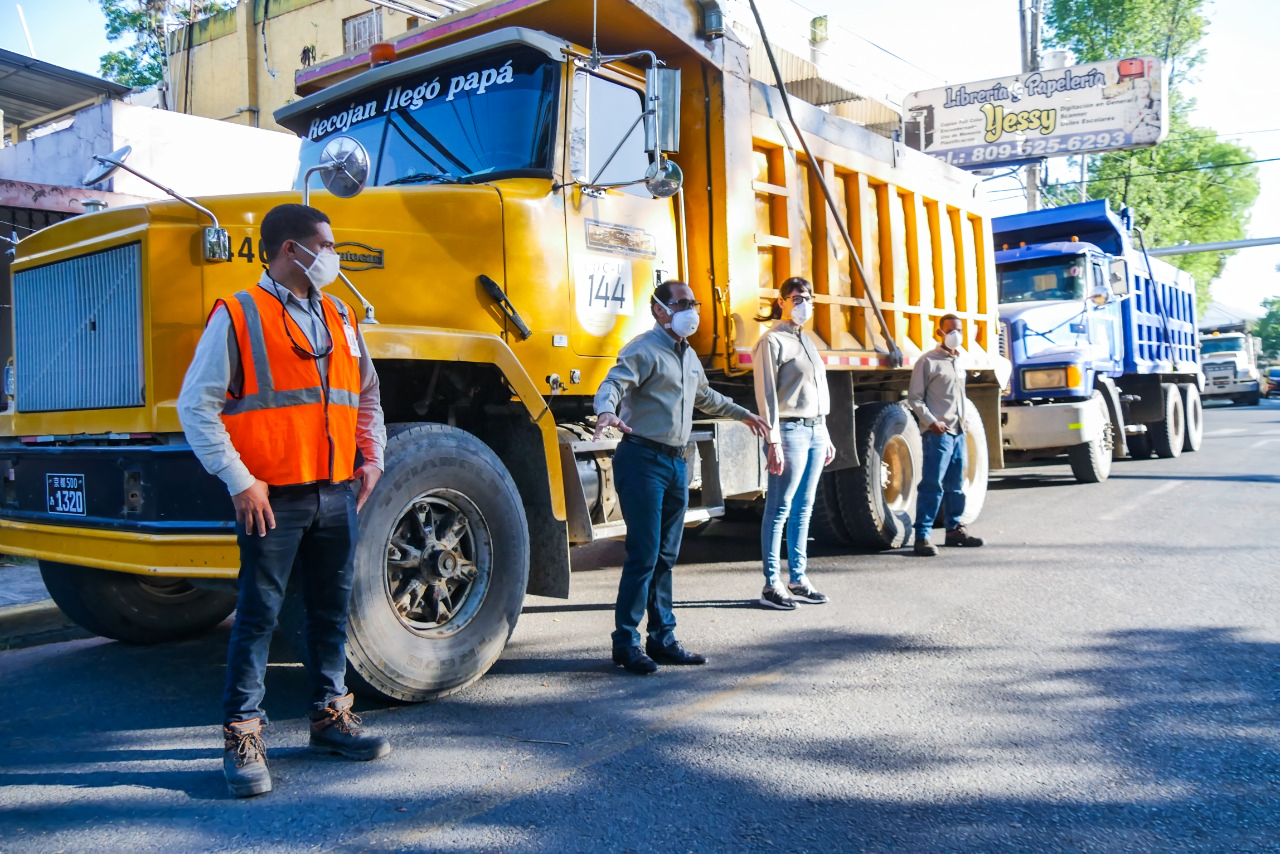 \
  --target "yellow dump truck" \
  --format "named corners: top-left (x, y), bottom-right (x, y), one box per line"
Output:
top-left (1, 0), bottom-right (1004, 701)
